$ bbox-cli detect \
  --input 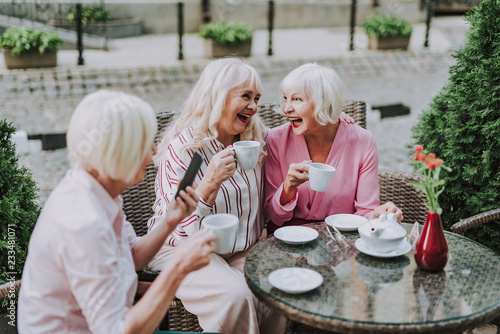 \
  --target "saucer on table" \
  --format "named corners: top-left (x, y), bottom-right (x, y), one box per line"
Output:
top-left (325, 214), bottom-right (368, 232)
top-left (268, 267), bottom-right (323, 294)
top-left (274, 226), bottom-right (319, 245)
top-left (355, 238), bottom-right (411, 258)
